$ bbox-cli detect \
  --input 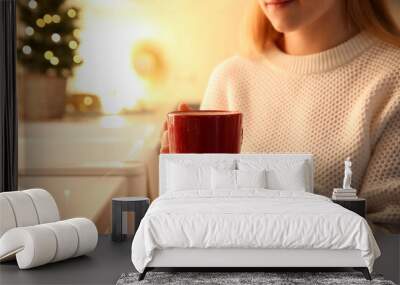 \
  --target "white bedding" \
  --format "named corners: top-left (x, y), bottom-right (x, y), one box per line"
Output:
top-left (131, 190), bottom-right (380, 273)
